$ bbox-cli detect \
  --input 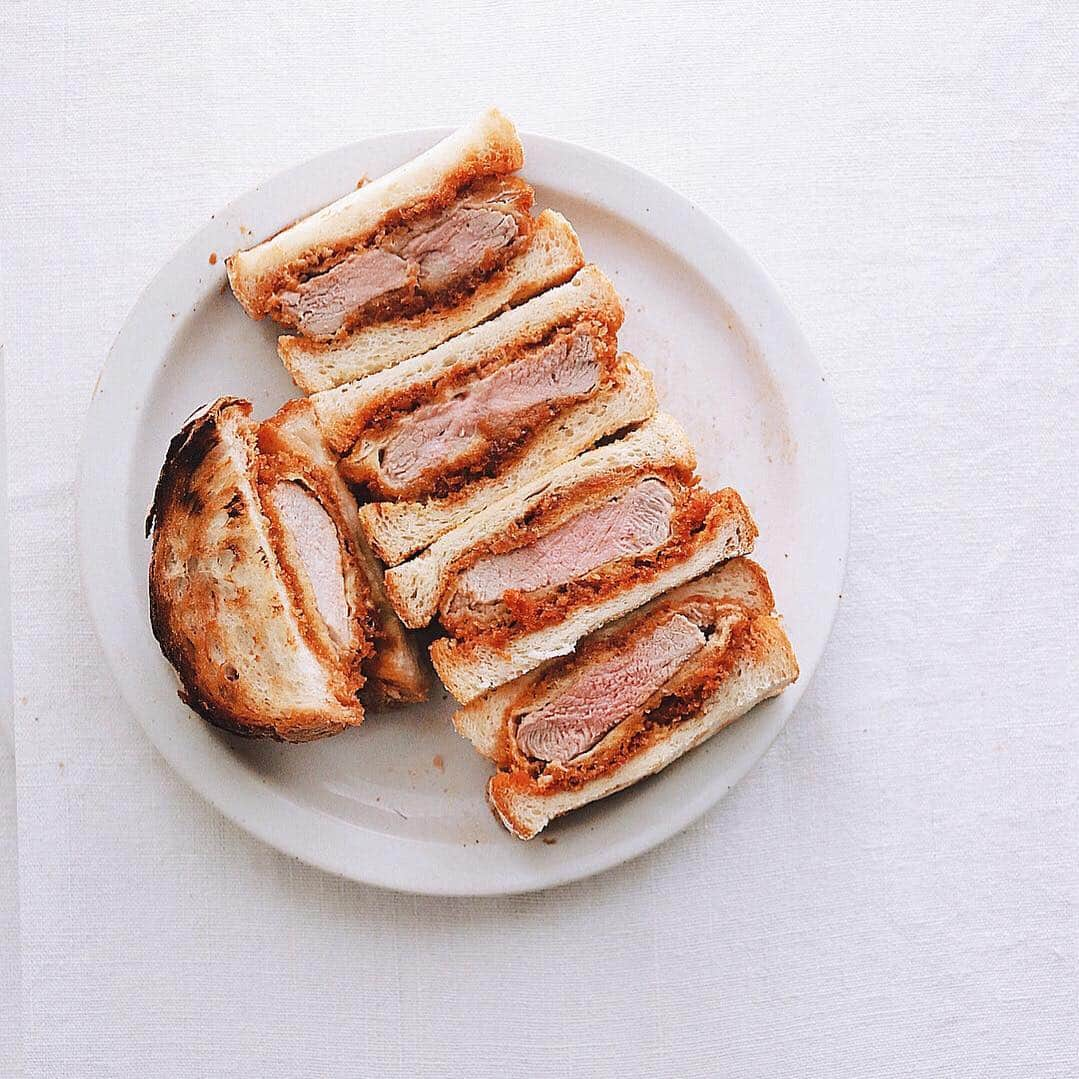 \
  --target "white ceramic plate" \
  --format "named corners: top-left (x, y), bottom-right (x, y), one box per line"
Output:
top-left (78, 127), bottom-right (849, 895)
